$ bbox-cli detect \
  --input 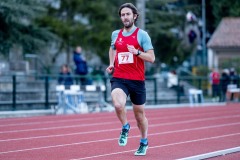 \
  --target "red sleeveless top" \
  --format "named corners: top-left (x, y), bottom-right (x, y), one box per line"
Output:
top-left (113, 28), bottom-right (145, 80)
top-left (211, 71), bottom-right (220, 84)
